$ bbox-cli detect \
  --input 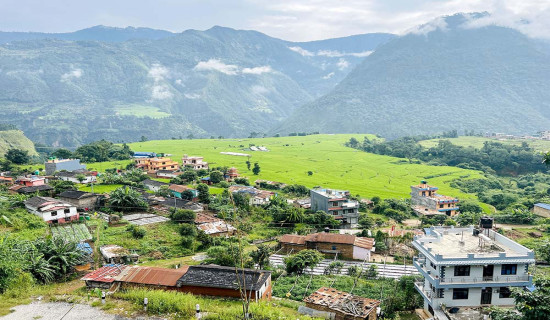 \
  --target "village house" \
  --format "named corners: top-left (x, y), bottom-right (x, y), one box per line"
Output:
top-left (135, 157), bottom-right (179, 173)
top-left (279, 232), bottom-right (375, 261)
top-left (0, 176), bottom-right (13, 185)
top-left (182, 154), bottom-right (209, 170)
top-left (16, 175), bottom-right (46, 187)
top-left (533, 203), bottom-right (550, 218)
top-left (81, 264), bottom-right (128, 290)
top-left (175, 265), bottom-right (272, 301)
top-left (100, 245), bottom-right (139, 264)
top-left (411, 180), bottom-right (460, 217)
top-left (82, 264), bottom-right (272, 301)
top-left (58, 190), bottom-right (99, 210)
top-left (195, 212), bottom-right (236, 237)
top-left (9, 184), bottom-right (54, 195)
top-left (55, 171), bottom-right (97, 184)
top-left (24, 196), bottom-right (79, 224)
top-left (143, 179), bottom-right (169, 192)
top-left (302, 287), bottom-right (381, 320)
top-left (156, 169), bottom-right (179, 179)
top-left (254, 179), bottom-right (287, 189)
top-left (413, 223), bottom-right (534, 319)
top-left (225, 167), bottom-right (239, 181)
top-left (133, 151), bottom-right (157, 158)
top-left (293, 198), bottom-right (311, 209)
top-left (228, 185), bottom-right (275, 205)
top-left (45, 158), bottom-right (86, 175)
top-left (310, 188), bottom-right (360, 228)
top-left (169, 184), bottom-right (198, 199)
